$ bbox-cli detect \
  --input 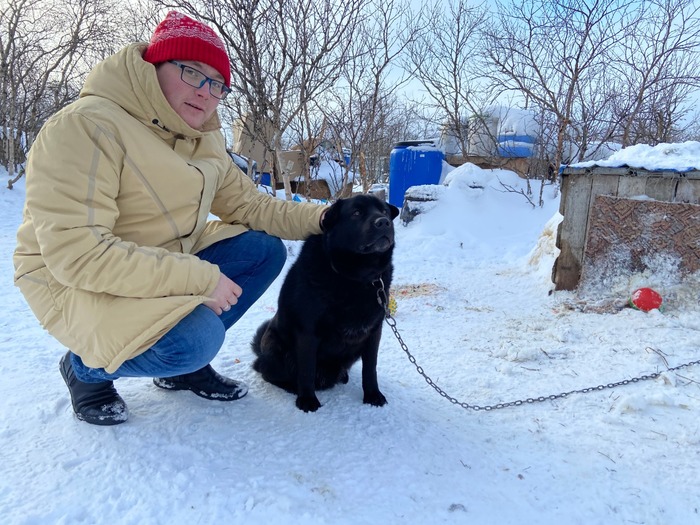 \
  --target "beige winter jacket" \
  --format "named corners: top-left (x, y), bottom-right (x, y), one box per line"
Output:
top-left (14, 43), bottom-right (324, 373)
